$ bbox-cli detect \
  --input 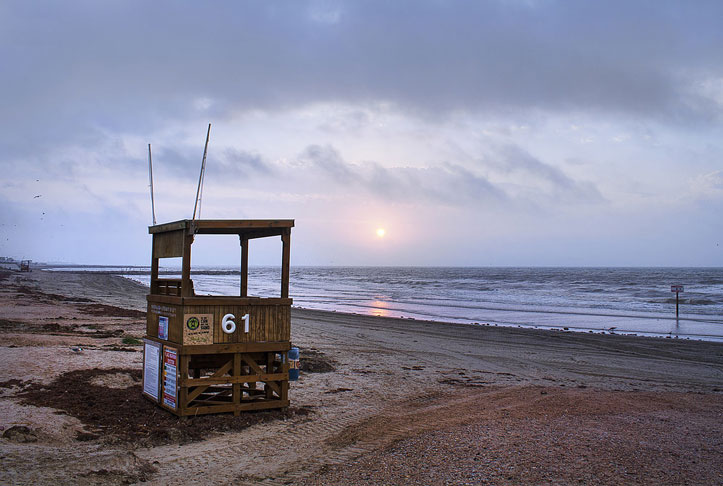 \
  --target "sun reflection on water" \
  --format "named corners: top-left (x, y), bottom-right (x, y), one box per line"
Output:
top-left (370, 299), bottom-right (390, 317)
